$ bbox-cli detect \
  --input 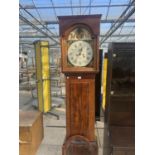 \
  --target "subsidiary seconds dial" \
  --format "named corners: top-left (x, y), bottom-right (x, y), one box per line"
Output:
top-left (68, 41), bottom-right (93, 67)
